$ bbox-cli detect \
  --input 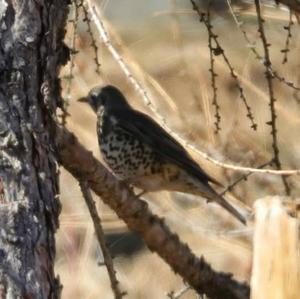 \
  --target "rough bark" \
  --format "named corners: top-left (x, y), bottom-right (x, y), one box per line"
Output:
top-left (0, 0), bottom-right (68, 298)
top-left (58, 127), bottom-right (250, 299)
